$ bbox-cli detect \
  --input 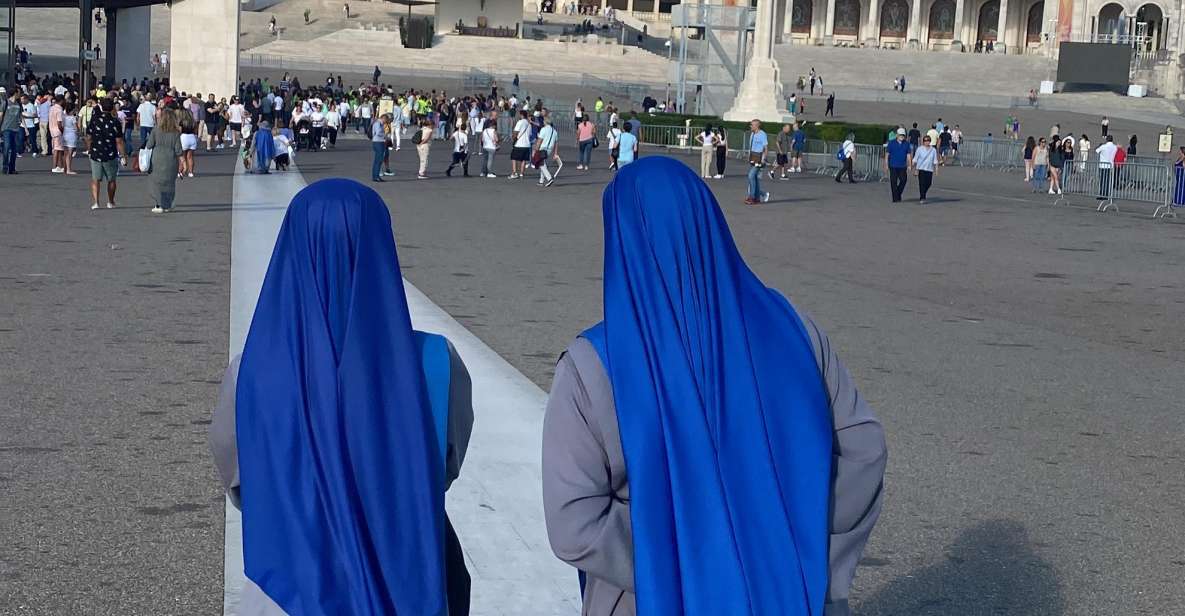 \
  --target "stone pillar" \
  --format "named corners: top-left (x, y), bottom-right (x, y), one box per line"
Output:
top-left (652, 0), bottom-right (660, 20)
top-left (723, 0), bottom-right (791, 122)
top-left (908, 0), bottom-right (922, 47)
top-left (866, 0), bottom-right (881, 46)
top-left (951, 0), bottom-right (966, 48)
top-left (170, 0), bottom-right (240, 98)
top-left (824, 0), bottom-right (837, 41)
top-left (996, 0), bottom-right (1008, 52)
top-left (106, 6), bottom-right (150, 84)
top-left (775, 0), bottom-right (787, 44)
